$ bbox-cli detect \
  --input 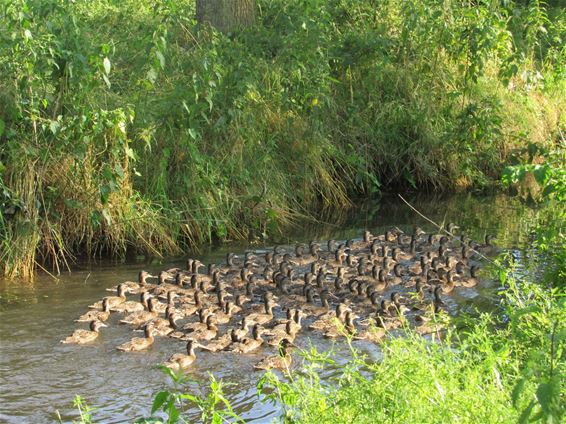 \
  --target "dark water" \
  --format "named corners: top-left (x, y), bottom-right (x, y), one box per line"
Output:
top-left (0, 194), bottom-right (536, 423)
